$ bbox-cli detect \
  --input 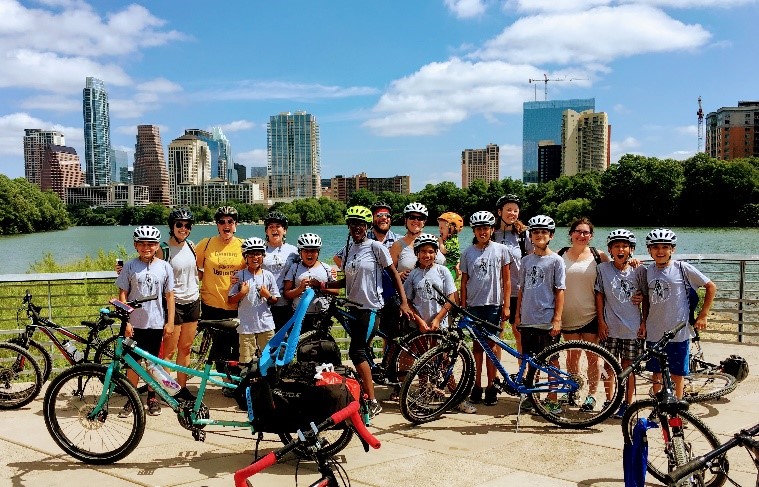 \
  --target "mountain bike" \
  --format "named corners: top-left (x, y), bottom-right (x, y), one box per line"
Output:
top-left (233, 400), bottom-right (381, 487)
top-left (620, 322), bottom-right (726, 487)
top-left (0, 341), bottom-right (42, 409)
top-left (681, 329), bottom-right (738, 403)
top-left (399, 284), bottom-right (624, 428)
top-left (665, 422), bottom-right (758, 487)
